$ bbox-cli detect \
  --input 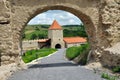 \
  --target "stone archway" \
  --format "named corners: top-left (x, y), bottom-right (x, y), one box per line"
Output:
top-left (12, 4), bottom-right (97, 67)
top-left (55, 44), bottom-right (61, 49)
top-left (11, 4), bottom-right (99, 67)
top-left (0, 0), bottom-right (120, 68)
